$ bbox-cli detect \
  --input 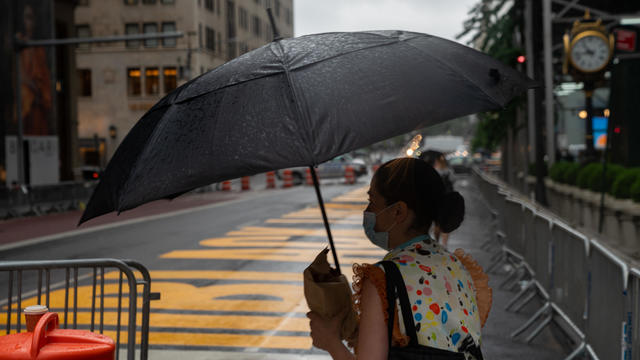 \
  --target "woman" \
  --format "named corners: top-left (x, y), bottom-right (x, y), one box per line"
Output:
top-left (419, 150), bottom-right (454, 248)
top-left (307, 158), bottom-right (490, 359)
